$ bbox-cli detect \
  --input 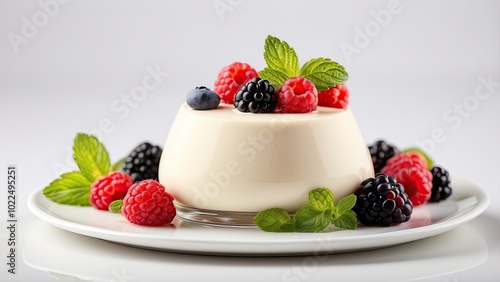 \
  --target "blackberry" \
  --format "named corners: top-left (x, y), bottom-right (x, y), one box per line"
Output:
top-left (352, 173), bottom-right (413, 226)
top-left (233, 77), bottom-right (277, 113)
top-left (123, 142), bottom-right (163, 182)
top-left (429, 166), bottom-right (453, 202)
top-left (368, 140), bottom-right (400, 173)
